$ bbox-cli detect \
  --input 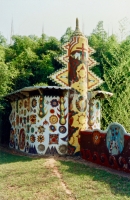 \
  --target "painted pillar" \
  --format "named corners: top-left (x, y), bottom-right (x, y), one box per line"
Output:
top-left (68, 19), bottom-right (88, 155)
top-left (87, 92), bottom-right (101, 130)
